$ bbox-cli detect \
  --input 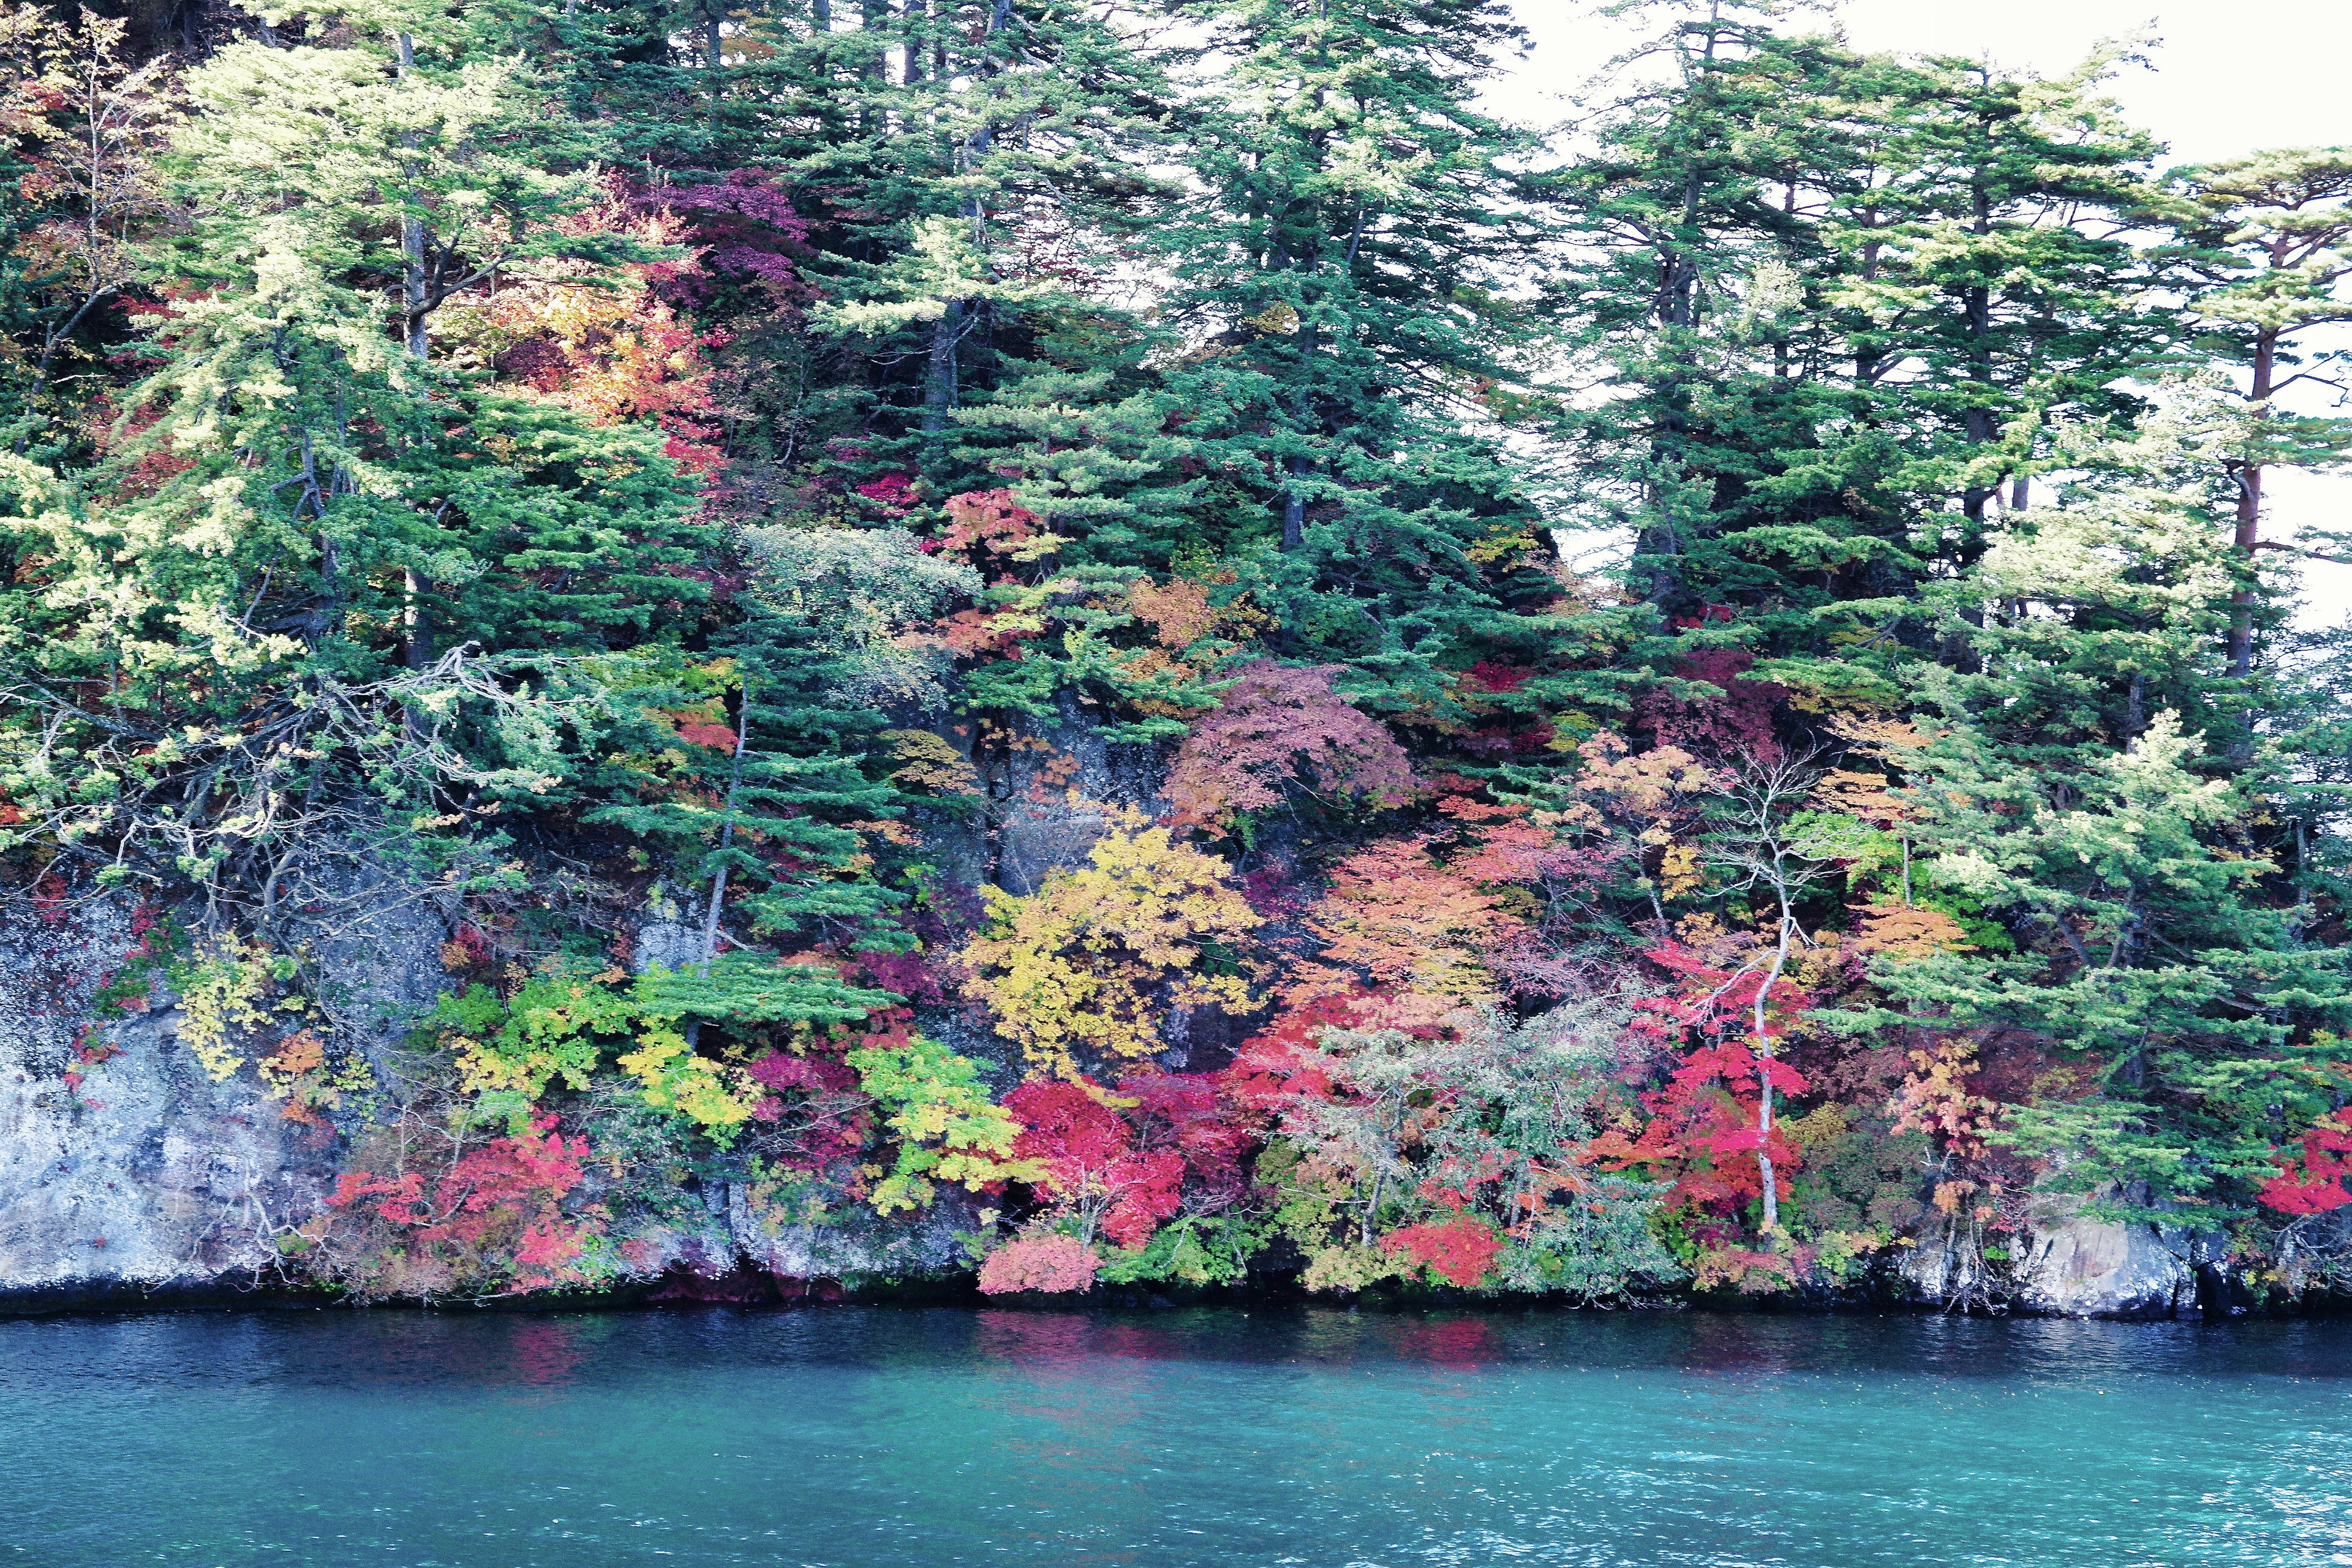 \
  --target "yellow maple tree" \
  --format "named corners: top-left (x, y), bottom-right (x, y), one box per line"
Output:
top-left (961, 815), bottom-right (1263, 1078)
